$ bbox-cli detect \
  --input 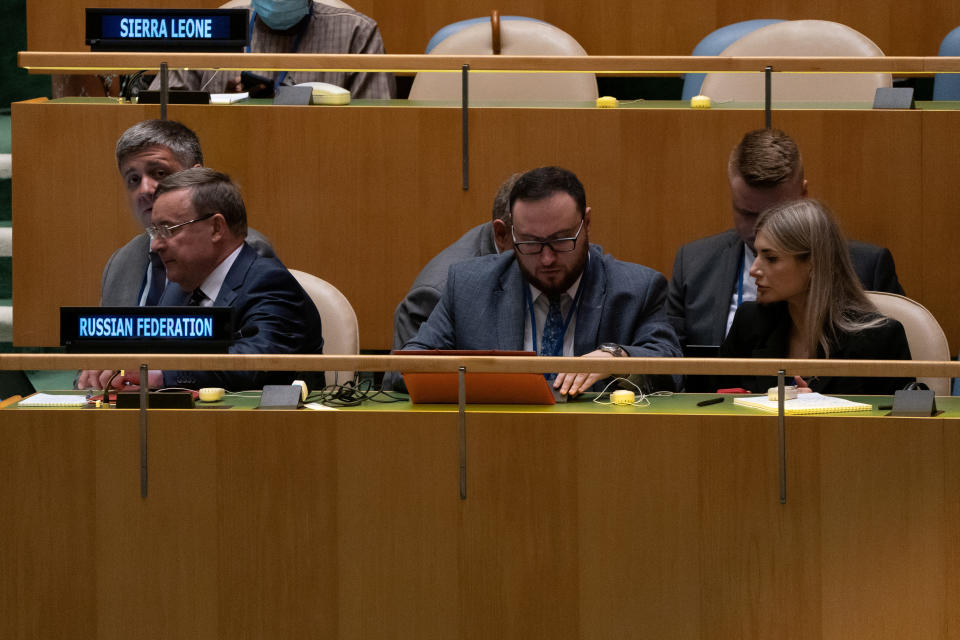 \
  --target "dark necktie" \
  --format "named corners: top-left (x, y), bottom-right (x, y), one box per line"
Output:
top-left (187, 288), bottom-right (207, 307)
top-left (144, 252), bottom-right (166, 307)
top-left (540, 294), bottom-right (565, 358)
